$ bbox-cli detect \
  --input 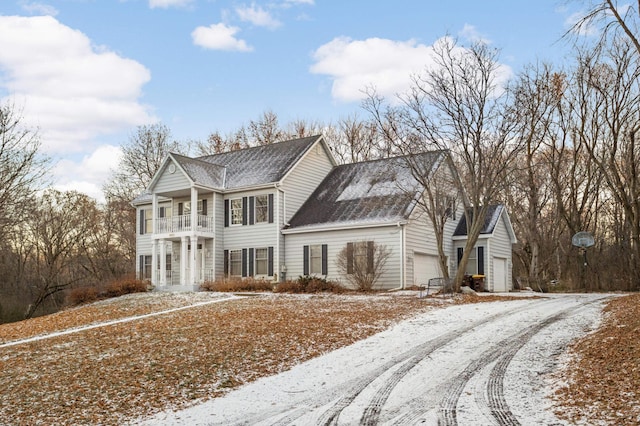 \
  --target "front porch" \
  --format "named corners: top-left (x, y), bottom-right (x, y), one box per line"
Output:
top-left (151, 236), bottom-right (215, 291)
